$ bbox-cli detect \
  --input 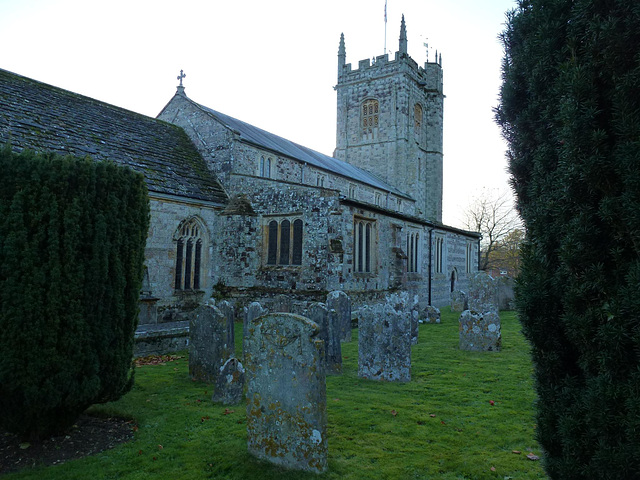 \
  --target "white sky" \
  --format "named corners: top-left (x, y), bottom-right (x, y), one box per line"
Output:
top-left (0, 0), bottom-right (517, 228)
